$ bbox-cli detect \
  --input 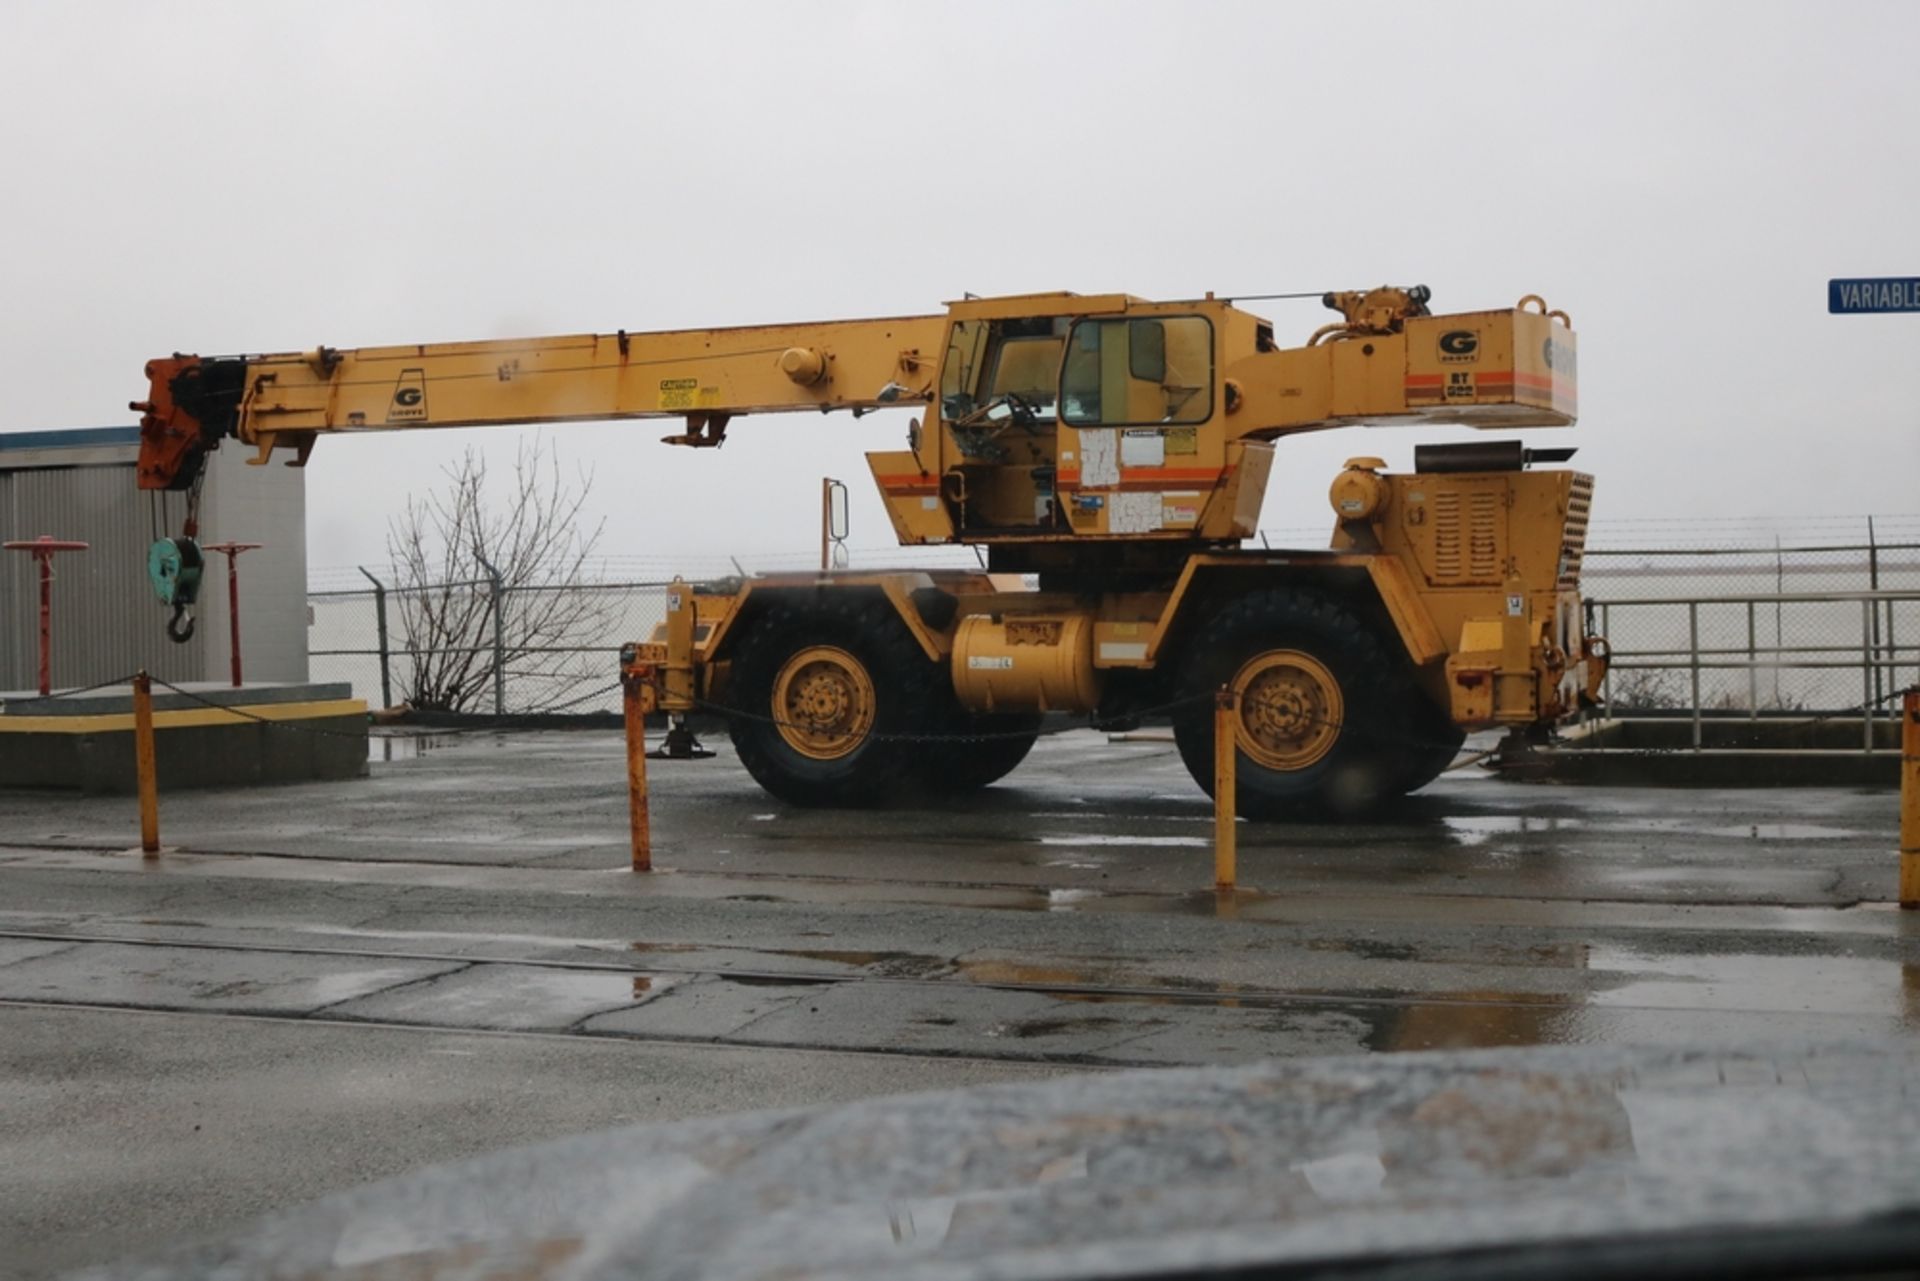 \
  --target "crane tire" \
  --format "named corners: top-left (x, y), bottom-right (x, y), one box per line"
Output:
top-left (920, 715), bottom-right (1043, 792)
top-left (726, 596), bottom-right (949, 807)
top-left (1395, 702), bottom-right (1467, 795)
top-left (1172, 587), bottom-right (1417, 819)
